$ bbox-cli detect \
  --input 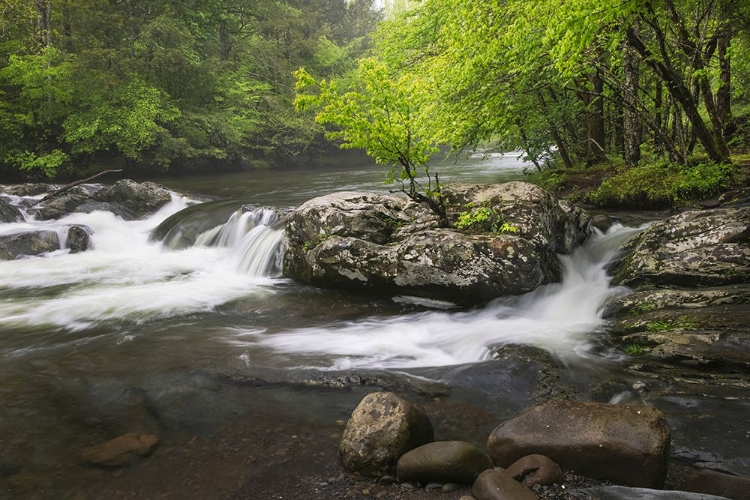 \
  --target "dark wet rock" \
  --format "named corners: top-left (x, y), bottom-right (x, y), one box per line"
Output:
top-left (66, 224), bottom-right (92, 253)
top-left (472, 468), bottom-right (537, 500)
top-left (486, 400), bottom-right (670, 488)
top-left (94, 179), bottom-right (172, 220)
top-left (611, 207), bottom-right (750, 288)
top-left (396, 440), bottom-right (493, 485)
top-left (504, 454), bottom-right (564, 487)
top-left (0, 230), bottom-right (60, 260)
top-left (339, 391), bottom-right (434, 476)
top-left (0, 461), bottom-right (22, 477)
top-left (683, 468), bottom-right (750, 500)
top-left (283, 182), bottom-right (589, 304)
top-left (0, 183), bottom-right (58, 197)
top-left (79, 433), bottom-right (159, 467)
top-left (32, 185), bottom-right (96, 220)
top-left (0, 197), bottom-right (22, 222)
top-left (570, 485), bottom-right (731, 499)
top-left (590, 214), bottom-right (615, 233)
